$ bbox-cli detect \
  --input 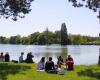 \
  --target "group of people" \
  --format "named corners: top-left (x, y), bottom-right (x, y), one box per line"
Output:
top-left (37, 55), bottom-right (74, 74)
top-left (0, 52), bottom-right (34, 63)
top-left (19, 52), bottom-right (34, 63)
top-left (0, 52), bottom-right (10, 62)
top-left (0, 52), bottom-right (74, 73)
